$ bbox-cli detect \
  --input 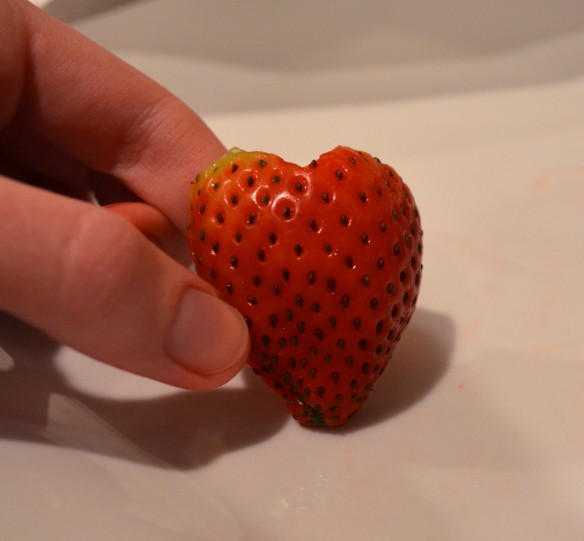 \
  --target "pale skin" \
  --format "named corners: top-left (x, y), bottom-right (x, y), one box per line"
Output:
top-left (0, 0), bottom-right (250, 389)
